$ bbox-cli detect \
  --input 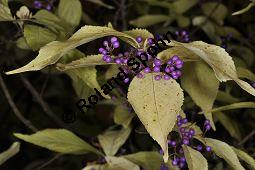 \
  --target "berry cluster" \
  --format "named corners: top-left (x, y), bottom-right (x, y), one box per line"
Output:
top-left (159, 115), bottom-right (213, 169)
top-left (175, 30), bottom-right (190, 43)
top-left (99, 36), bottom-right (184, 82)
top-left (33, 0), bottom-right (52, 11)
